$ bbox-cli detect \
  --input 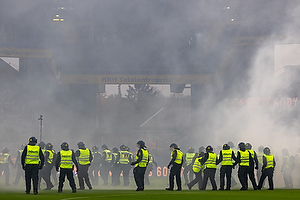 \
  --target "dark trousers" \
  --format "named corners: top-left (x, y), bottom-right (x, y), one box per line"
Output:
top-left (14, 165), bottom-right (24, 185)
top-left (183, 164), bottom-right (193, 184)
top-left (169, 164), bottom-right (182, 190)
top-left (25, 164), bottom-right (39, 193)
top-left (78, 165), bottom-right (92, 189)
top-left (111, 164), bottom-right (120, 186)
top-left (258, 168), bottom-right (274, 190)
top-left (201, 168), bottom-right (217, 190)
top-left (120, 164), bottom-right (131, 186)
top-left (145, 164), bottom-right (153, 185)
top-left (0, 163), bottom-right (10, 185)
top-left (52, 167), bottom-right (58, 186)
top-left (247, 165), bottom-right (257, 189)
top-left (89, 164), bottom-right (99, 186)
top-left (282, 169), bottom-right (293, 188)
top-left (133, 166), bottom-right (146, 189)
top-left (58, 168), bottom-right (76, 192)
top-left (220, 165), bottom-right (233, 189)
top-left (188, 172), bottom-right (202, 190)
top-left (100, 162), bottom-right (110, 185)
top-left (238, 166), bottom-right (249, 189)
top-left (39, 164), bottom-right (54, 189)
